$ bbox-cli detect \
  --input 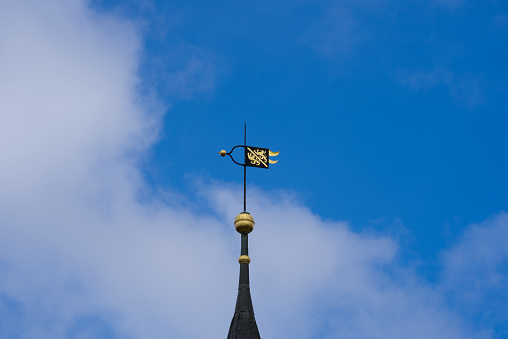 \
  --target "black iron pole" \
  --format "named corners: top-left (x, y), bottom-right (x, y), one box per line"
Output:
top-left (243, 122), bottom-right (247, 212)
